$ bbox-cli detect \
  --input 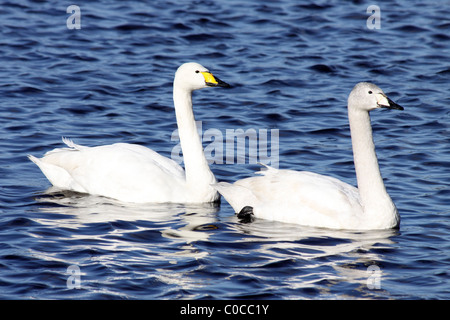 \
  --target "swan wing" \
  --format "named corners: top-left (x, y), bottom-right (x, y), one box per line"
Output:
top-left (215, 167), bottom-right (363, 228)
top-left (30, 141), bottom-right (187, 203)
